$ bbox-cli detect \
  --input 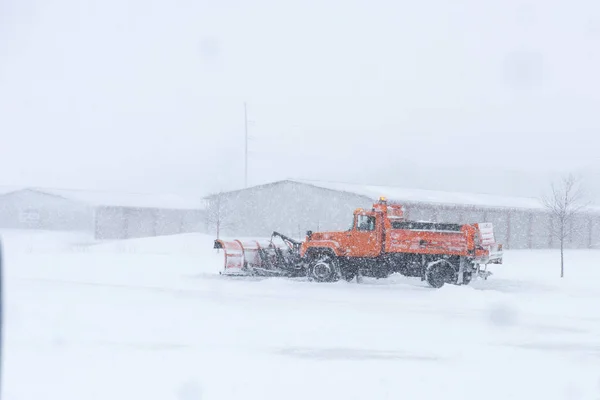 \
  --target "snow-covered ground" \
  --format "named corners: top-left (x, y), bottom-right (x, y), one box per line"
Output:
top-left (2, 230), bottom-right (600, 400)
